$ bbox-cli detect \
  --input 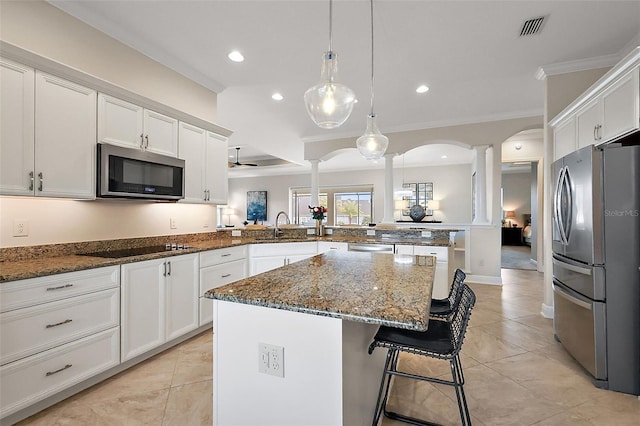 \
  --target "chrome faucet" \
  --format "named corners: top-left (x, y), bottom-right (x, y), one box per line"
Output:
top-left (274, 211), bottom-right (290, 238)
